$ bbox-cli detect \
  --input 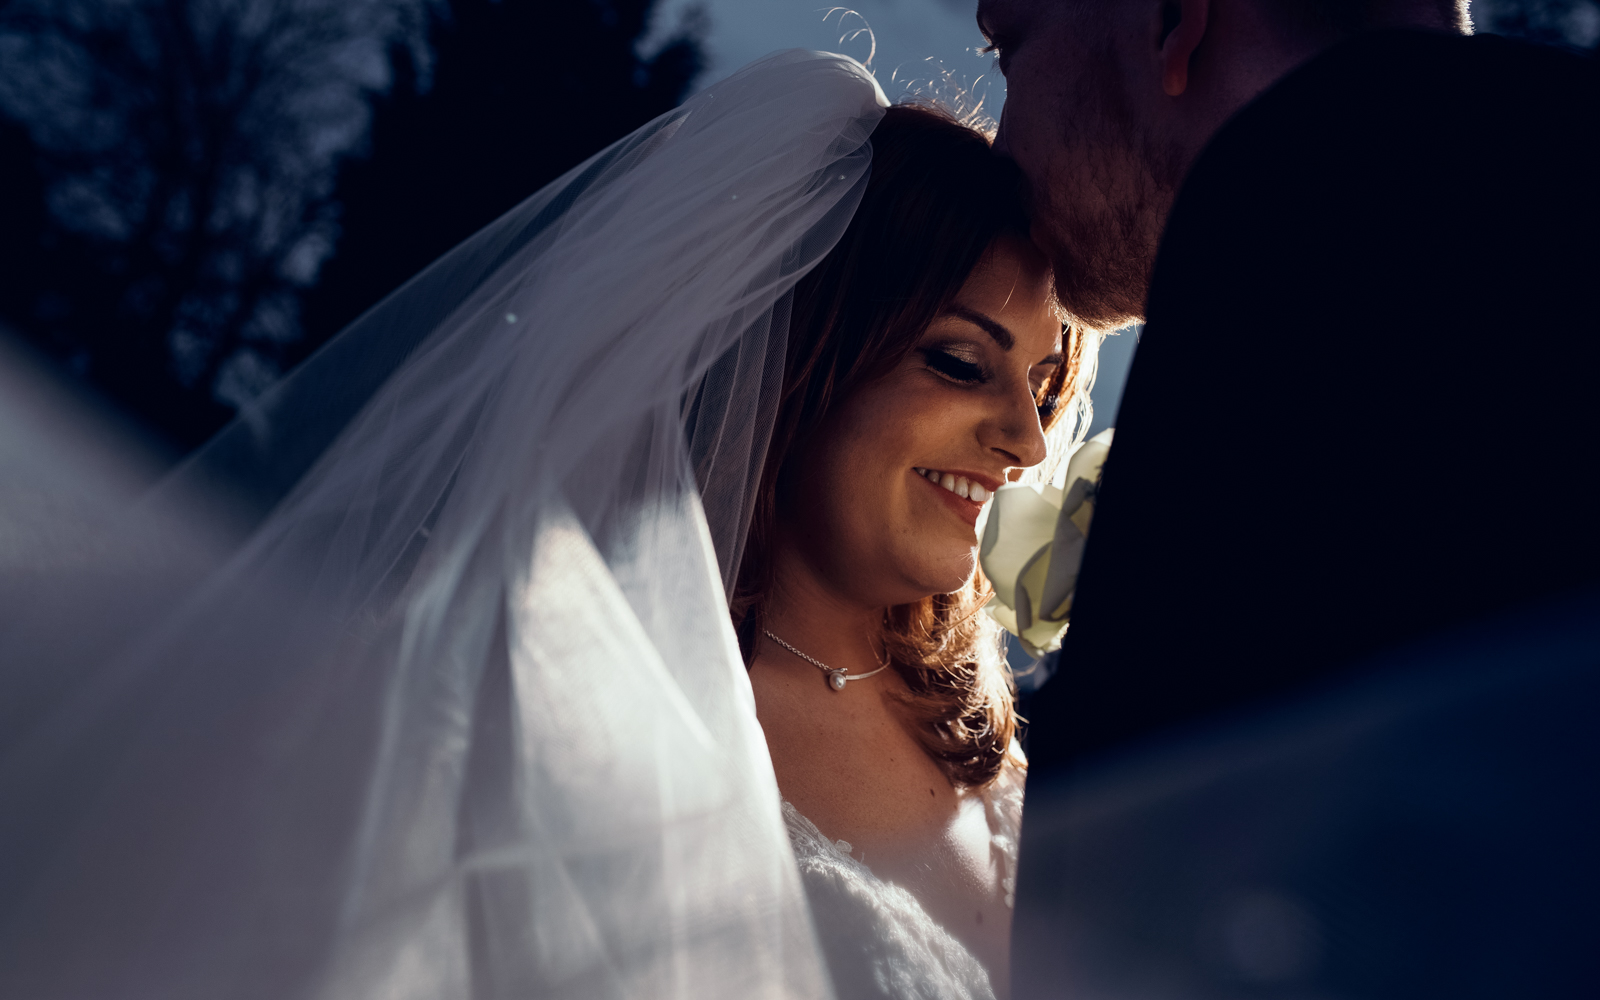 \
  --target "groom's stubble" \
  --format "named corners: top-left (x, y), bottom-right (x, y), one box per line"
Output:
top-left (988, 0), bottom-right (1375, 332)
top-left (1012, 31), bottom-right (1186, 332)
top-left (990, 0), bottom-right (1464, 332)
